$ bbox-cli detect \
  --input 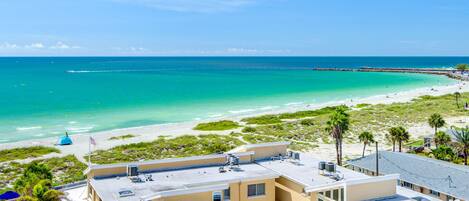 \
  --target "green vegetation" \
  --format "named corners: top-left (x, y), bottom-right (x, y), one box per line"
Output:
top-left (406, 139), bottom-right (424, 147)
top-left (0, 155), bottom-right (86, 194)
top-left (14, 162), bottom-right (63, 201)
top-left (241, 126), bottom-right (256, 133)
top-left (278, 106), bottom-right (339, 119)
top-left (326, 106), bottom-right (350, 165)
top-left (434, 131), bottom-right (451, 148)
top-left (354, 103), bottom-right (371, 108)
top-left (387, 126), bottom-right (409, 152)
top-left (430, 145), bottom-right (460, 163)
top-left (0, 146), bottom-right (60, 163)
top-left (241, 115), bottom-right (282, 125)
top-left (194, 120), bottom-right (241, 131)
top-left (88, 134), bottom-right (244, 164)
top-left (299, 118), bottom-right (315, 126)
top-left (428, 113), bottom-right (445, 136)
top-left (108, 134), bottom-right (137, 140)
top-left (452, 126), bottom-right (469, 165)
top-left (358, 131), bottom-right (375, 157)
top-left (456, 63), bottom-right (468, 74)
